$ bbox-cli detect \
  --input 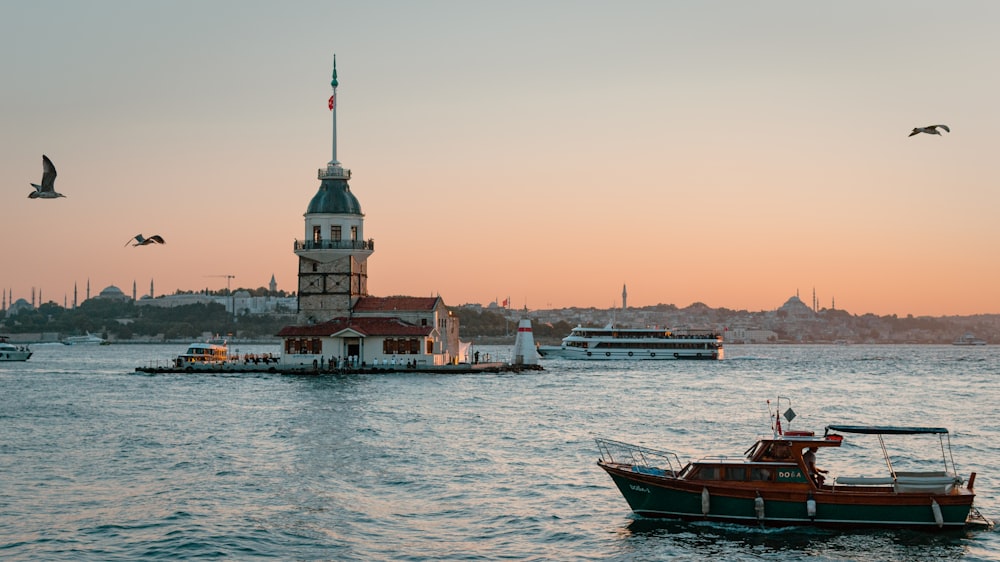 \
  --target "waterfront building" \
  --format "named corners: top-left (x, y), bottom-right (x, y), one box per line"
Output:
top-left (277, 59), bottom-right (463, 367)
